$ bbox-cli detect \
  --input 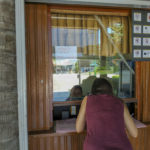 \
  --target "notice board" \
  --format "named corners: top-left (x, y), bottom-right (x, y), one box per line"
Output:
top-left (132, 10), bottom-right (150, 60)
